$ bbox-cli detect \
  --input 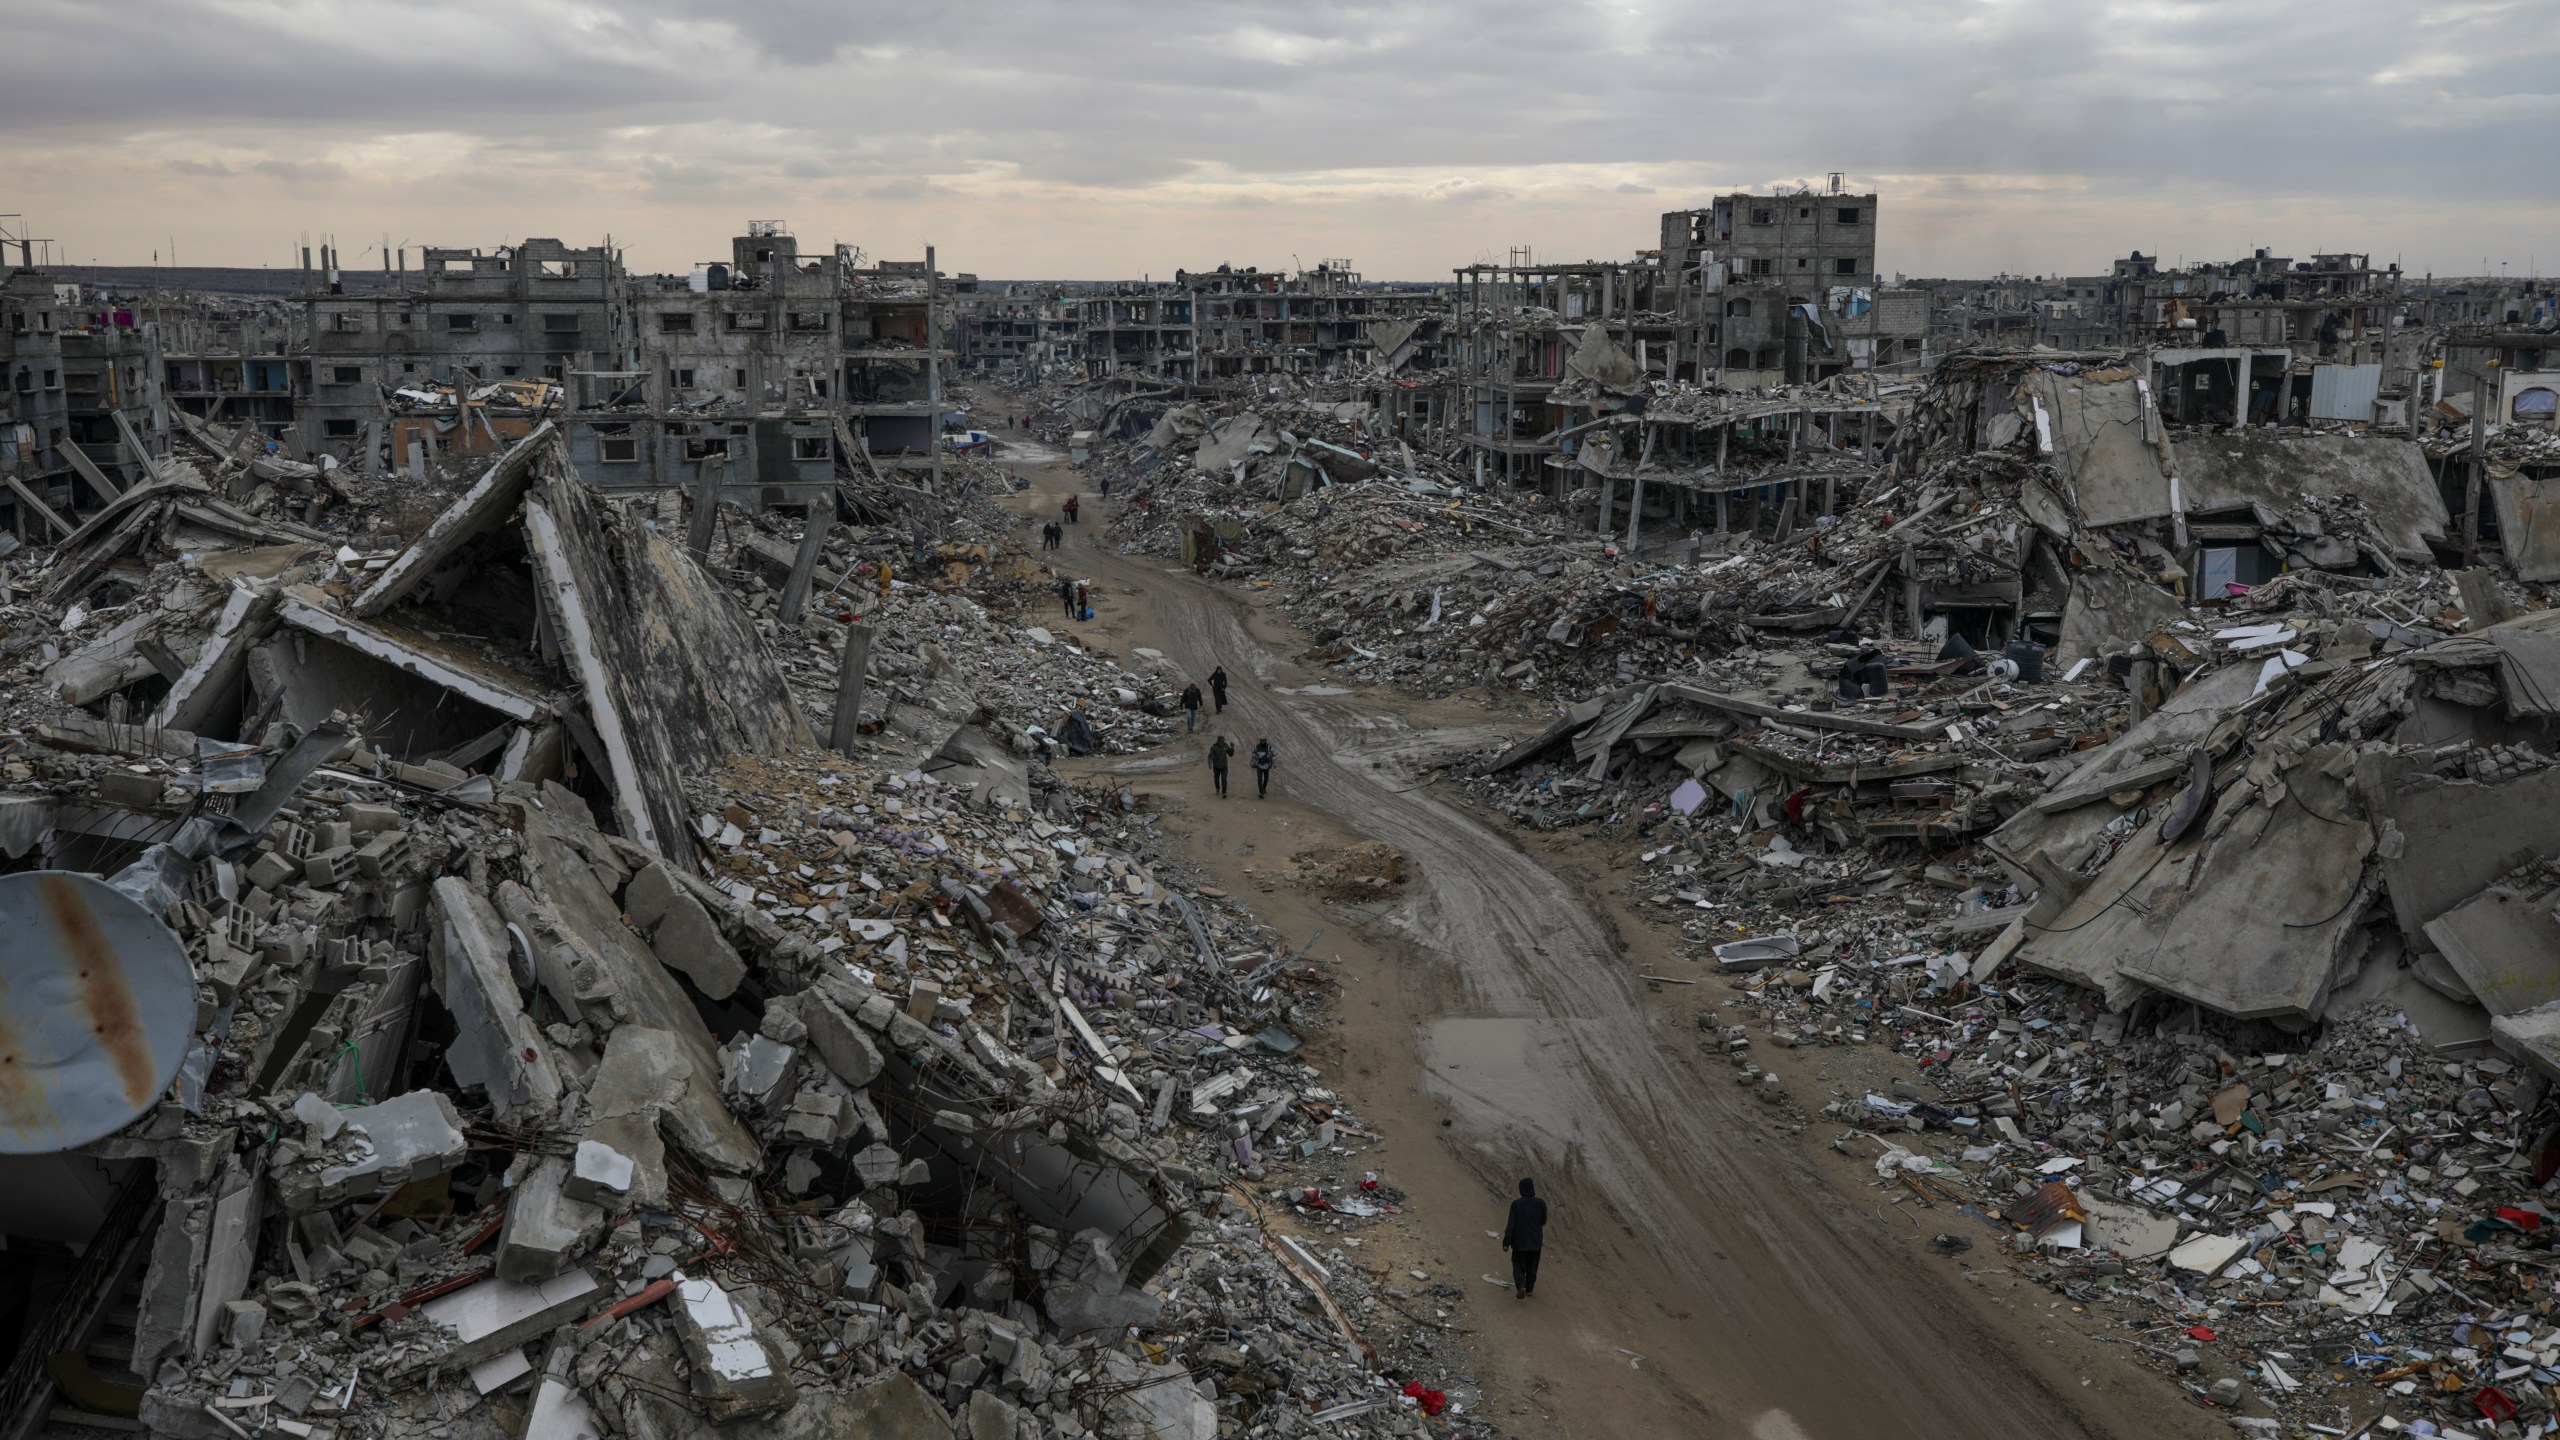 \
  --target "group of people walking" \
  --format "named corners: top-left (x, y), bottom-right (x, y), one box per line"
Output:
top-left (1176, 666), bottom-right (1275, 799)
top-left (1204, 733), bottom-right (1275, 799)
